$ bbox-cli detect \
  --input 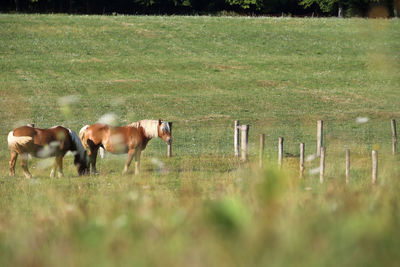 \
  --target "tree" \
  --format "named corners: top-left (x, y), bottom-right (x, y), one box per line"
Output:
top-left (225, 0), bottom-right (262, 11)
top-left (300, 0), bottom-right (340, 15)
